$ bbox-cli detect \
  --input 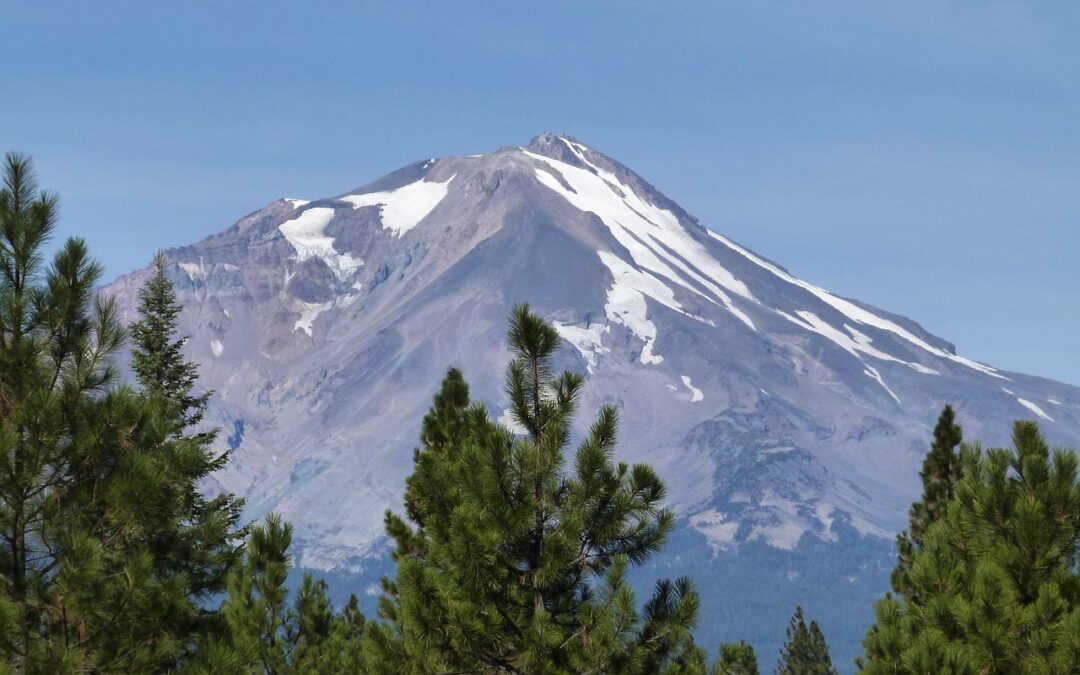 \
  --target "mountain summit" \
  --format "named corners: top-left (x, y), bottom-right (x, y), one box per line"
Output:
top-left (104, 133), bottom-right (1080, 577)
